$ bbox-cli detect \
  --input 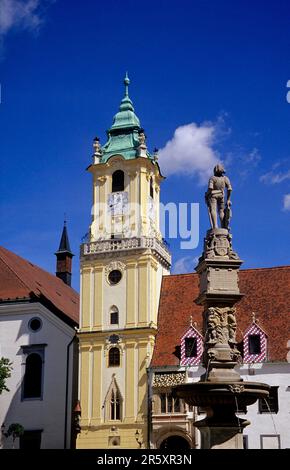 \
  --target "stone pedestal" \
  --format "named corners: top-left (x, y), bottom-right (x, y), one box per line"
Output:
top-left (196, 425), bottom-right (244, 449)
